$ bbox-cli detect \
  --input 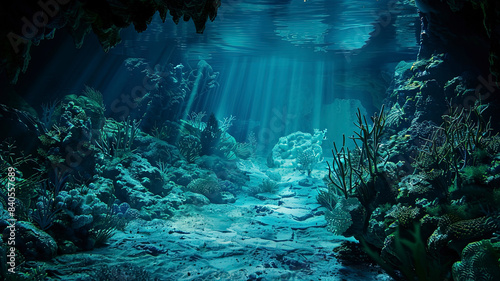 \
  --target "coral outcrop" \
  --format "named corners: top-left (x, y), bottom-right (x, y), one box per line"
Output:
top-left (270, 129), bottom-right (326, 170)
